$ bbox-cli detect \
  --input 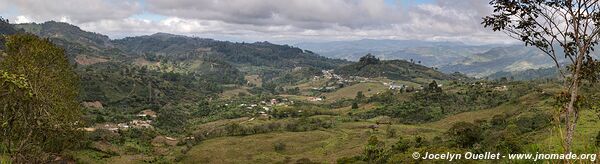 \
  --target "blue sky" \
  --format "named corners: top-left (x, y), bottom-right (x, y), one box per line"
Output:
top-left (0, 0), bottom-right (512, 44)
